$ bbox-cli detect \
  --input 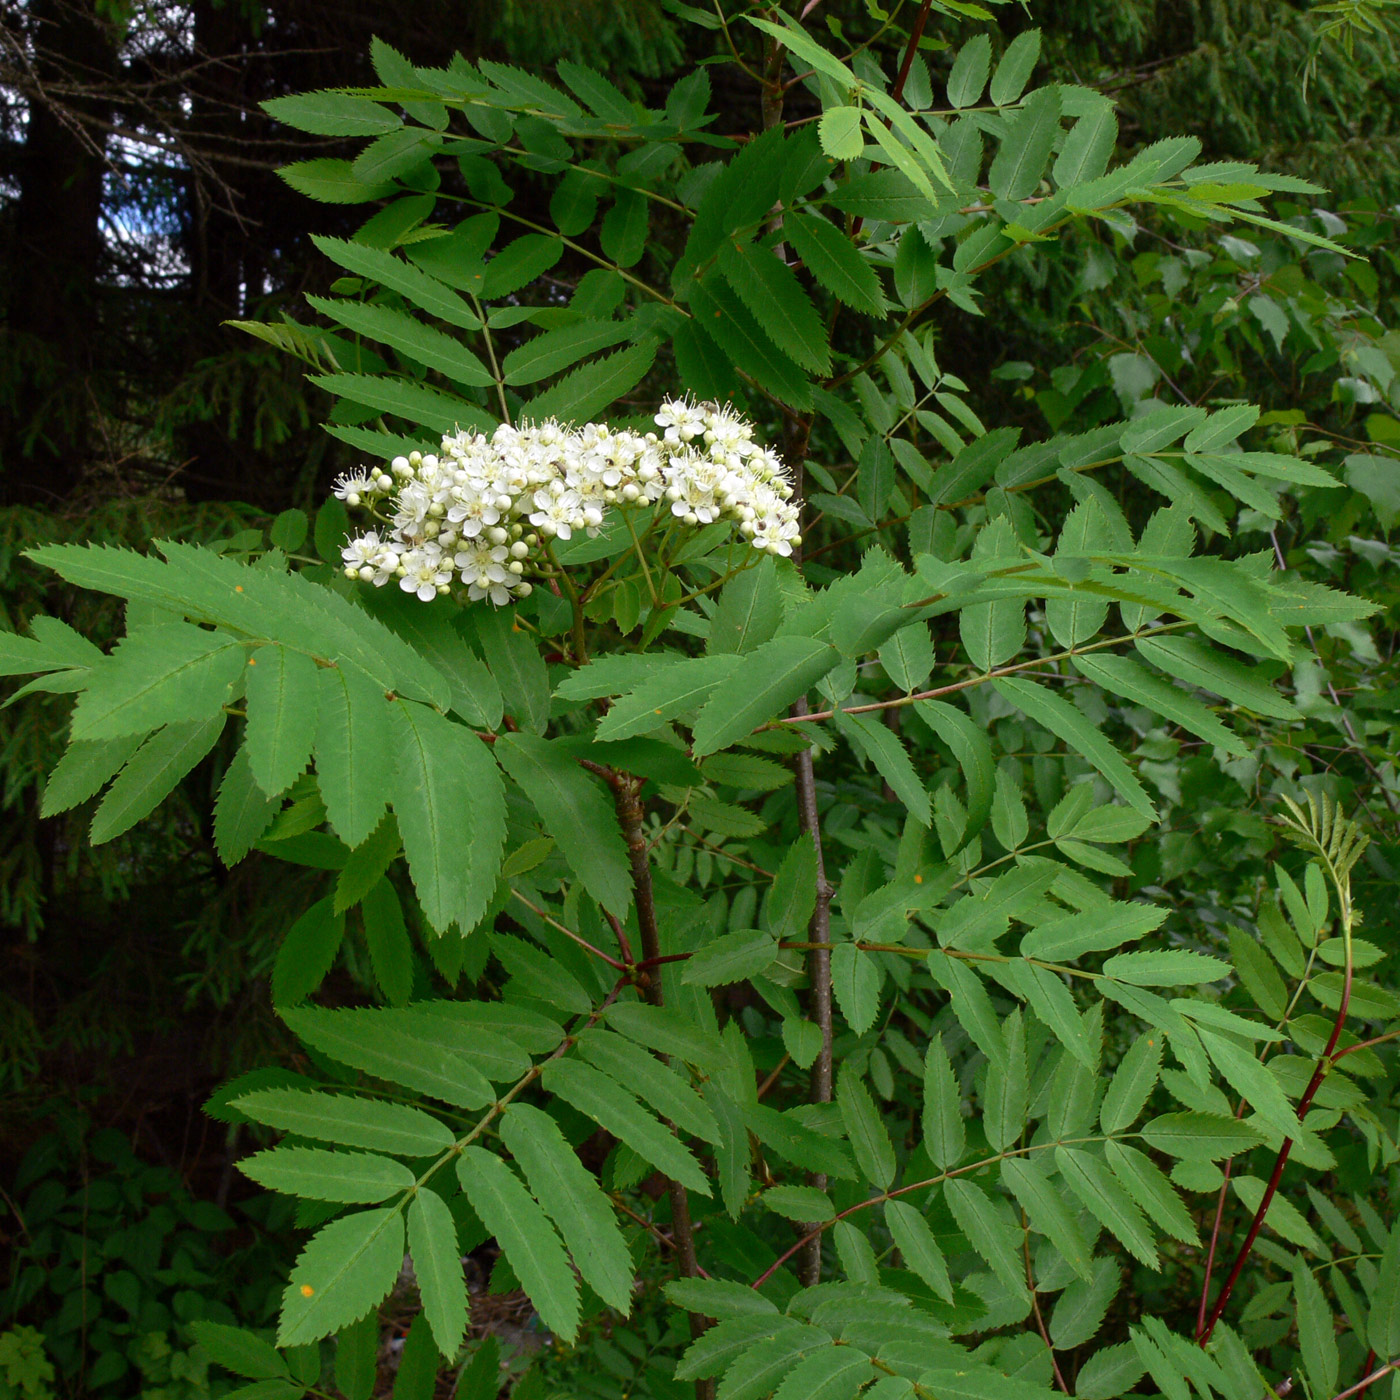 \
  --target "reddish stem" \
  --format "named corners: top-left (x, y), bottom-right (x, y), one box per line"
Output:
top-left (1198, 954), bottom-right (1352, 1343)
